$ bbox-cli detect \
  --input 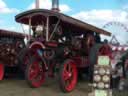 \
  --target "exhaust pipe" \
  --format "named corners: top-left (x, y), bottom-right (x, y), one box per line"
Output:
top-left (35, 0), bottom-right (39, 9)
top-left (52, 0), bottom-right (59, 12)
